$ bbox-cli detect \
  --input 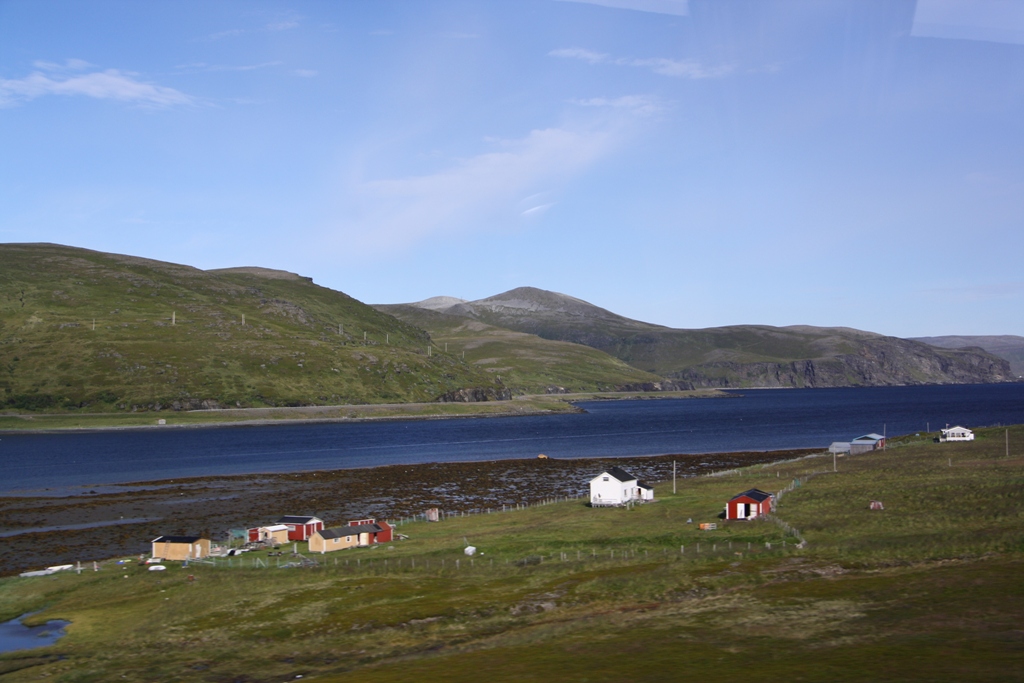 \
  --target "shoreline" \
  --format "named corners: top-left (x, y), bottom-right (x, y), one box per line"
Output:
top-left (0, 446), bottom-right (819, 576)
top-left (0, 389), bottom-right (729, 435)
